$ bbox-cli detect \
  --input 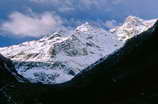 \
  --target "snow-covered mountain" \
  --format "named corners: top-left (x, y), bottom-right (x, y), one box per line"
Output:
top-left (0, 22), bottom-right (123, 84)
top-left (0, 16), bottom-right (157, 84)
top-left (110, 16), bottom-right (157, 41)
